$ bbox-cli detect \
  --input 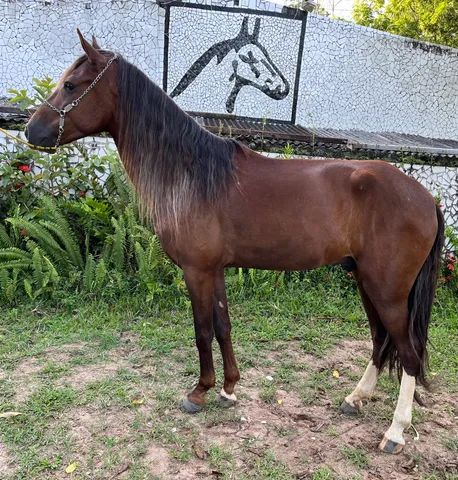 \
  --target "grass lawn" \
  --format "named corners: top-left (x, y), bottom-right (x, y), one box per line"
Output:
top-left (0, 272), bottom-right (457, 479)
